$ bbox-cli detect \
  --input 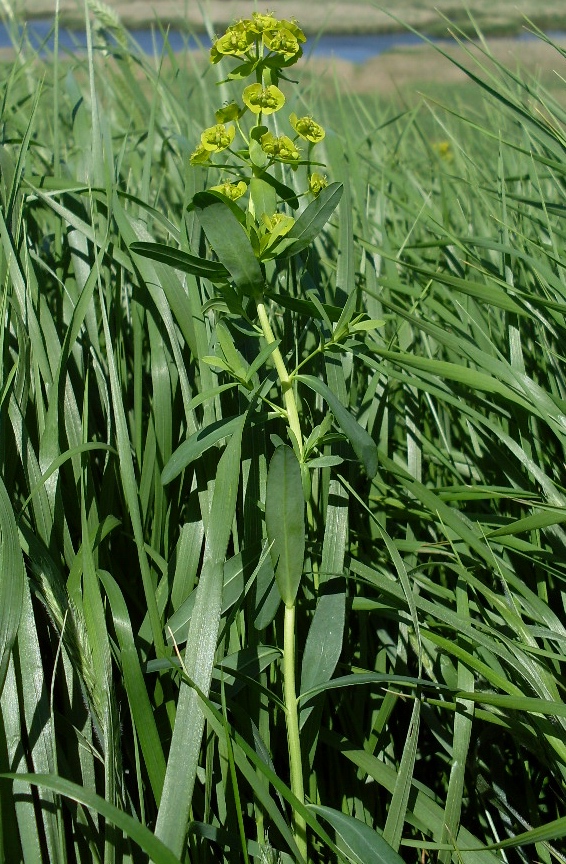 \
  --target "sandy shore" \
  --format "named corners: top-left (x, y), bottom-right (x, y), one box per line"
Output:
top-left (306, 36), bottom-right (566, 97)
